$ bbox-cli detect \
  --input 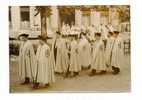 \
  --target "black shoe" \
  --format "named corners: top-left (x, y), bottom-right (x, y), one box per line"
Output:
top-left (45, 83), bottom-right (50, 88)
top-left (74, 72), bottom-right (79, 76)
top-left (89, 69), bottom-right (96, 76)
top-left (25, 77), bottom-right (30, 83)
top-left (20, 77), bottom-right (30, 85)
top-left (33, 83), bottom-right (39, 89)
top-left (112, 66), bottom-right (120, 75)
top-left (99, 70), bottom-right (107, 75)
